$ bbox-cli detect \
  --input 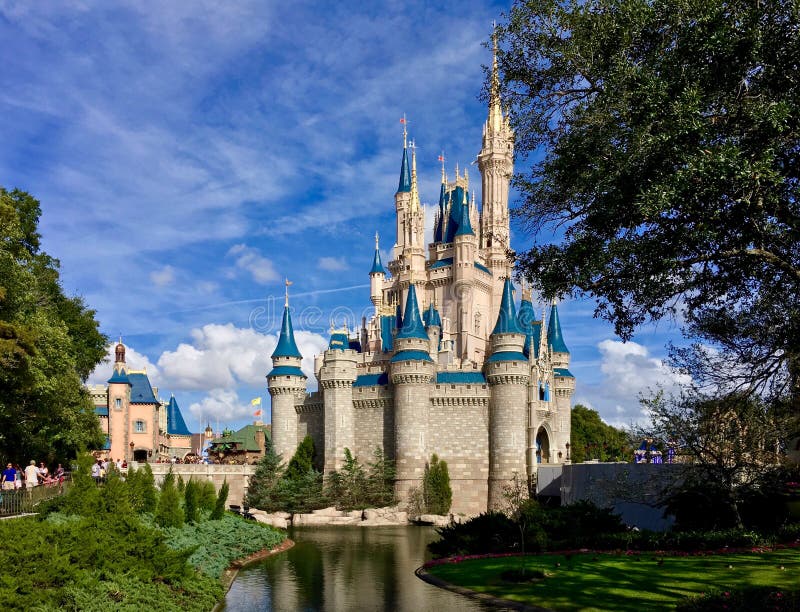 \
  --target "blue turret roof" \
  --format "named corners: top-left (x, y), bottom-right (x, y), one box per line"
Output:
top-left (547, 302), bottom-right (570, 353)
top-left (518, 298), bottom-right (541, 358)
top-left (370, 244), bottom-right (386, 275)
top-left (433, 182), bottom-right (446, 243)
top-left (380, 315), bottom-right (395, 352)
top-left (492, 278), bottom-right (524, 335)
top-left (127, 372), bottom-right (158, 404)
top-left (454, 198), bottom-right (474, 237)
top-left (423, 302), bottom-right (442, 328)
top-left (444, 187), bottom-right (467, 243)
top-left (166, 395), bottom-right (192, 436)
top-left (396, 284), bottom-right (427, 340)
top-left (398, 147), bottom-right (411, 193)
top-left (329, 330), bottom-right (349, 351)
top-left (107, 369), bottom-right (131, 385)
top-left (272, 305), bottom-right (302, 359)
